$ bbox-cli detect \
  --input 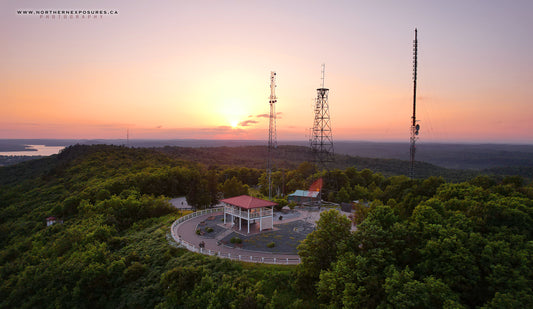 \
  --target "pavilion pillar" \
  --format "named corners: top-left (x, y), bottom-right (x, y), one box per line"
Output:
top-left (259, 207), bottom-right (262, 231)
top-left (247, 209), bottom-right (250, 234)
top-left (269, 206), bottom-right (273, 229)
